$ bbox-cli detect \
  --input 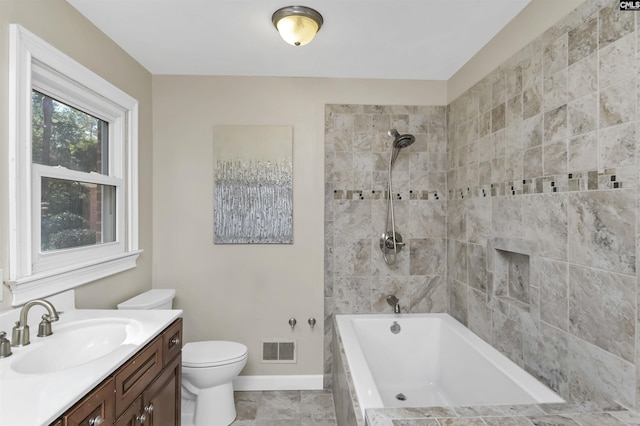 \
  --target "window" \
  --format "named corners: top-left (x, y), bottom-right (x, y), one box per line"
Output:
top-left (8, 24), bottom-right (140, 305)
